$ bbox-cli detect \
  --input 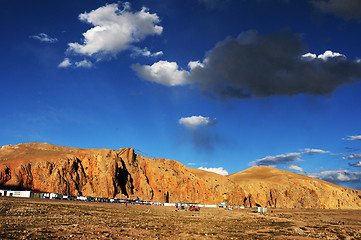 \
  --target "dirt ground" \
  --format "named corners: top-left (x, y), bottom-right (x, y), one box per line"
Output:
top-left (1, 197), bottom-right (361, 239)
